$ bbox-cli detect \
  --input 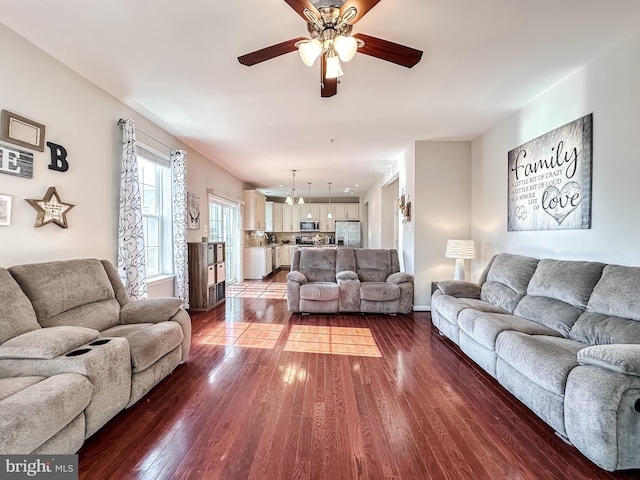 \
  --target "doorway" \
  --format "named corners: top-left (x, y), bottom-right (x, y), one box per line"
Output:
top-left (208, 194), bottom-right (241, 284)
